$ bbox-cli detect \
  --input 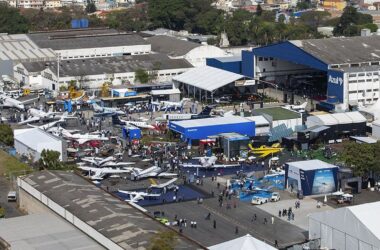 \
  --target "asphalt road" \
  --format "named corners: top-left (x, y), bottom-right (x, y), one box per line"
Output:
top-left (0, 177), bottom-right (23, 218)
